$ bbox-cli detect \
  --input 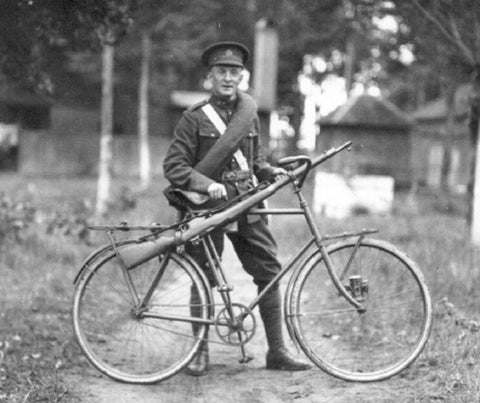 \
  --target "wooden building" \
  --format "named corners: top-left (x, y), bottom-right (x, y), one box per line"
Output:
top-left (411, 84), bottom-right (471, 193)
top-left (317, 94), bottom-right (414, 188)
top-left (0, 79), bottom-right (171, 177)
